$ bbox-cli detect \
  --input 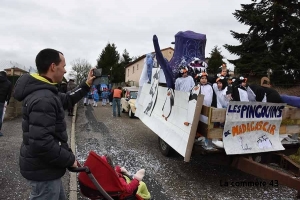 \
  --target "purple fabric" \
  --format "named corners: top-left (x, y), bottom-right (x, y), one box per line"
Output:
top-left (169, 31), bottom-right (206, 76)
top-left (153, 35), bottom-right (174, 89)
top-left (280, 95), bottom-right (300, 108)
top-left (153, 31), bottom-right (207, 89)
